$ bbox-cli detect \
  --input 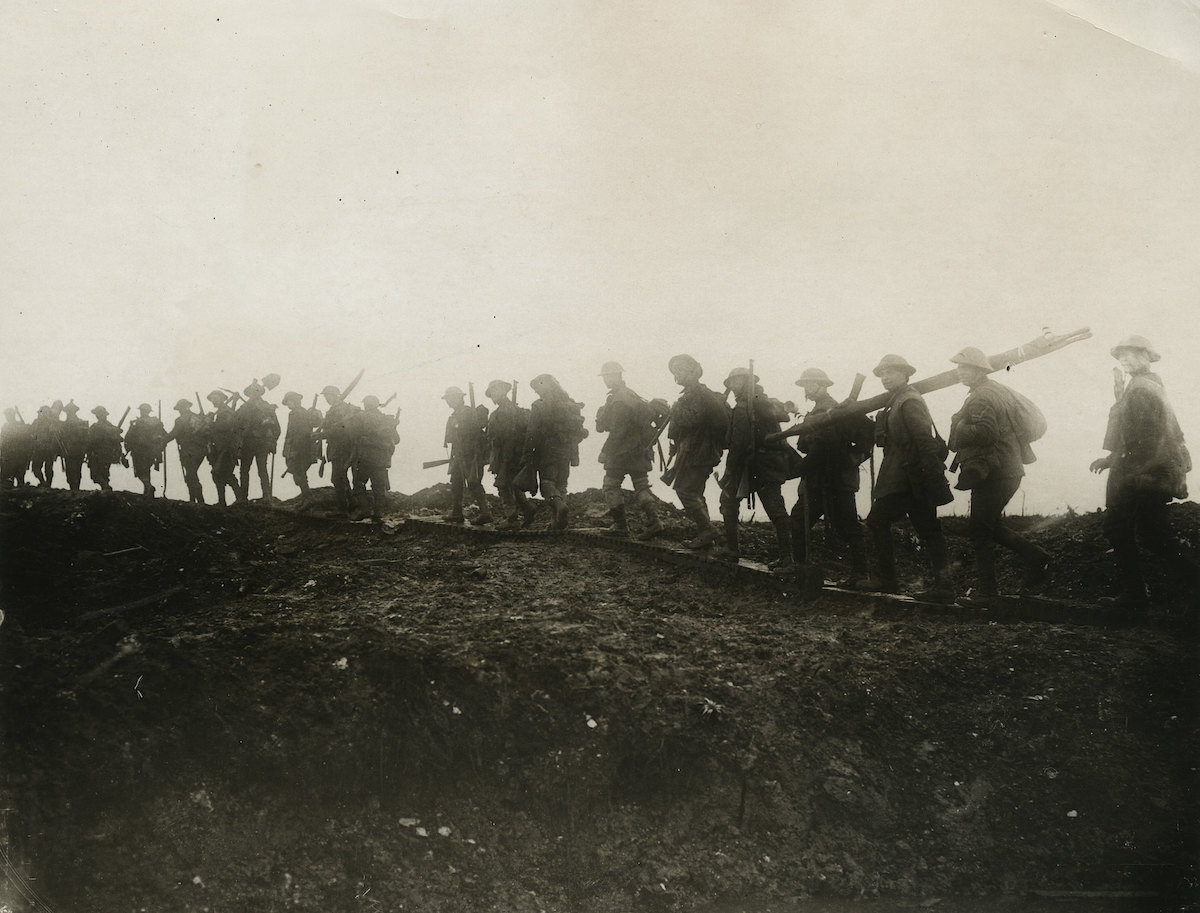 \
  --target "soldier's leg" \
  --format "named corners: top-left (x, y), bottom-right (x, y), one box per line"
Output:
top-left (673, 467), bottom-right (717, 547)
top-left (92, 462), bottom-right (111, 492)
top-left (864, 494), bottom-right (905, 591)
top-left (466, 470), bottom-right (492, 523)
top-left (789, 481), bottom-right (810, 564)
top-left (330, 458), bottom-right (350, 513)
top-left (1102, 485), bottom-right (1146, 604)
top-left (445, 460), bottom-right (466, 521)
top-left (1133, 491), bottom-right (1199, 598)
top-left (65, 457), bottom-right (83, 492)
top-left (601, 470), bottom-right (627, 532)
top-left (909, 500), bottom-right (954, 598)
top-left (632, 472), bottom-right (663, 540)
top-left (967, 477), bottom-right (1013, 595)
top-left (827, 487), bottom-right (869, 580)
top-left (371, 467), bottom-right (388, 519)
top-left (714, 487), bottom-right (741, 559)
top-left (541, 461), bottom-right (571, 530)
top-left (255, 451), bottom-right (272, 500)
top-left (759, 484), bottom-right (793, 569)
